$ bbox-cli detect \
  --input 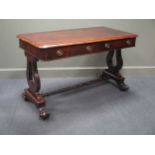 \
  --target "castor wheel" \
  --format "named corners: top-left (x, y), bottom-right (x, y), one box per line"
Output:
top-left (39, 107), bottom-right (50, 120)
top-left (118, 82), bottom-right (129, 91)
top-left (22, 93), bottom-right (29, 102)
